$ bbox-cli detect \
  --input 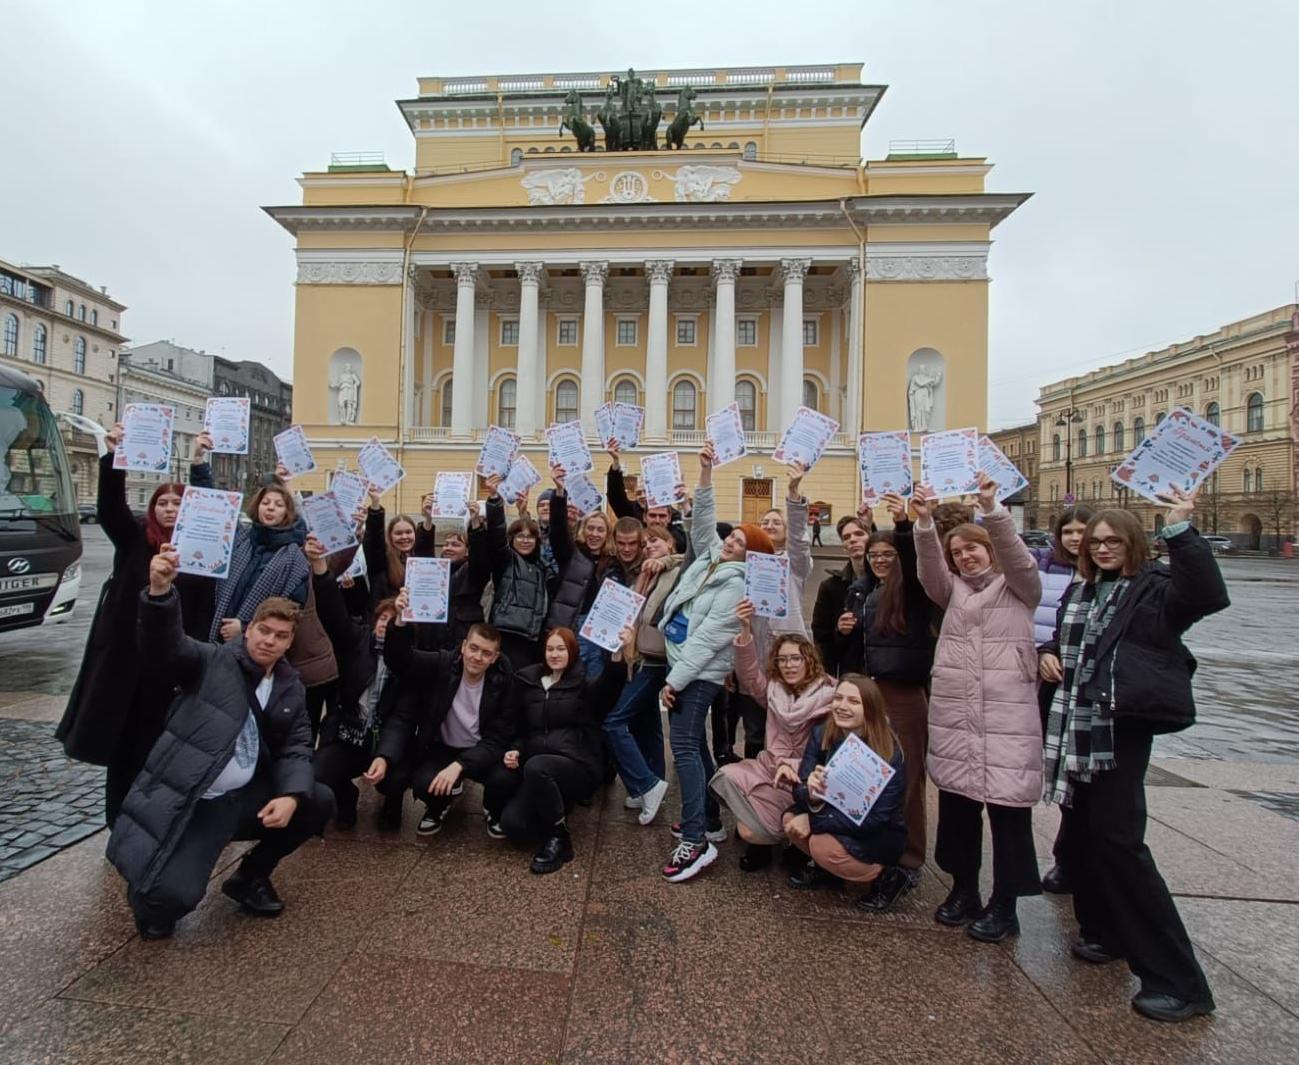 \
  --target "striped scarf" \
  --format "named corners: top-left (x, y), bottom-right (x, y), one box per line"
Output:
top-left (1042, 575), bottom-right (1129, 805)
top-left (209, 525), bottom-right (310, 642)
